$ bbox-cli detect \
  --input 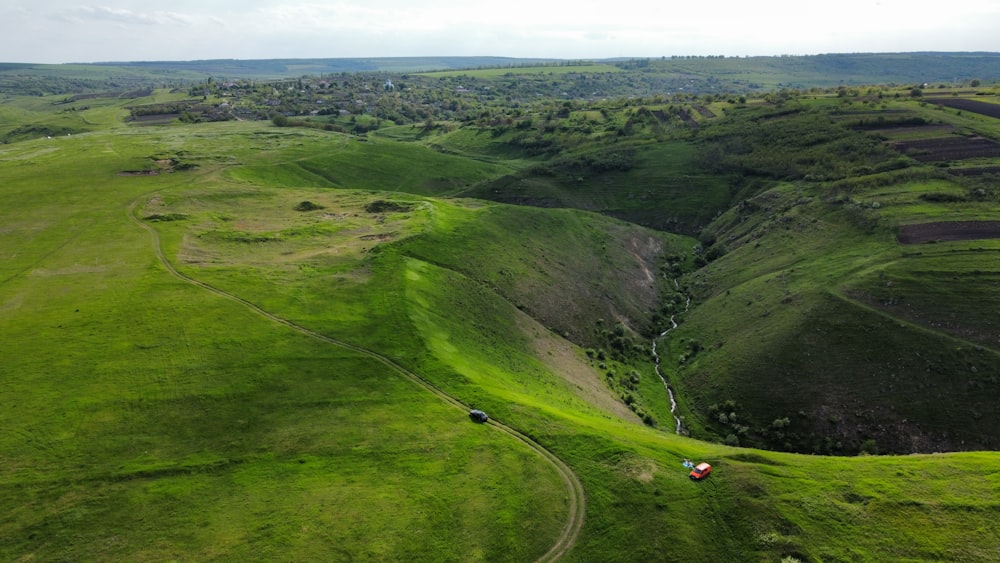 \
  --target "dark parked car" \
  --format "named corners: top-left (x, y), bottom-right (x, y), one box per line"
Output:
top-left (469, 409), bottom-right (489, 423)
